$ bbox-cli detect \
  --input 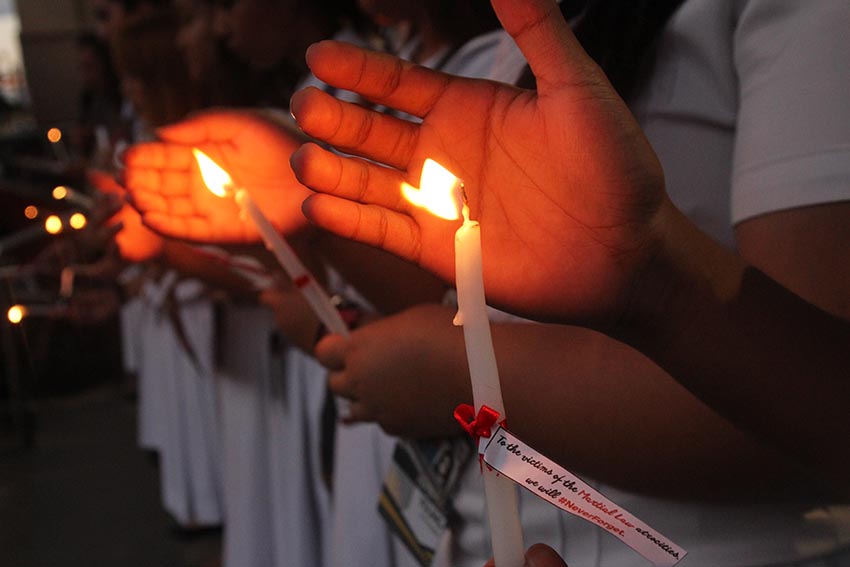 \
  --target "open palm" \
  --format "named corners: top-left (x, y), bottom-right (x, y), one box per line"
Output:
top-left (124, 109), bottom-right (314, 244)
top-left (291, 0), bottom-right (670, 325)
